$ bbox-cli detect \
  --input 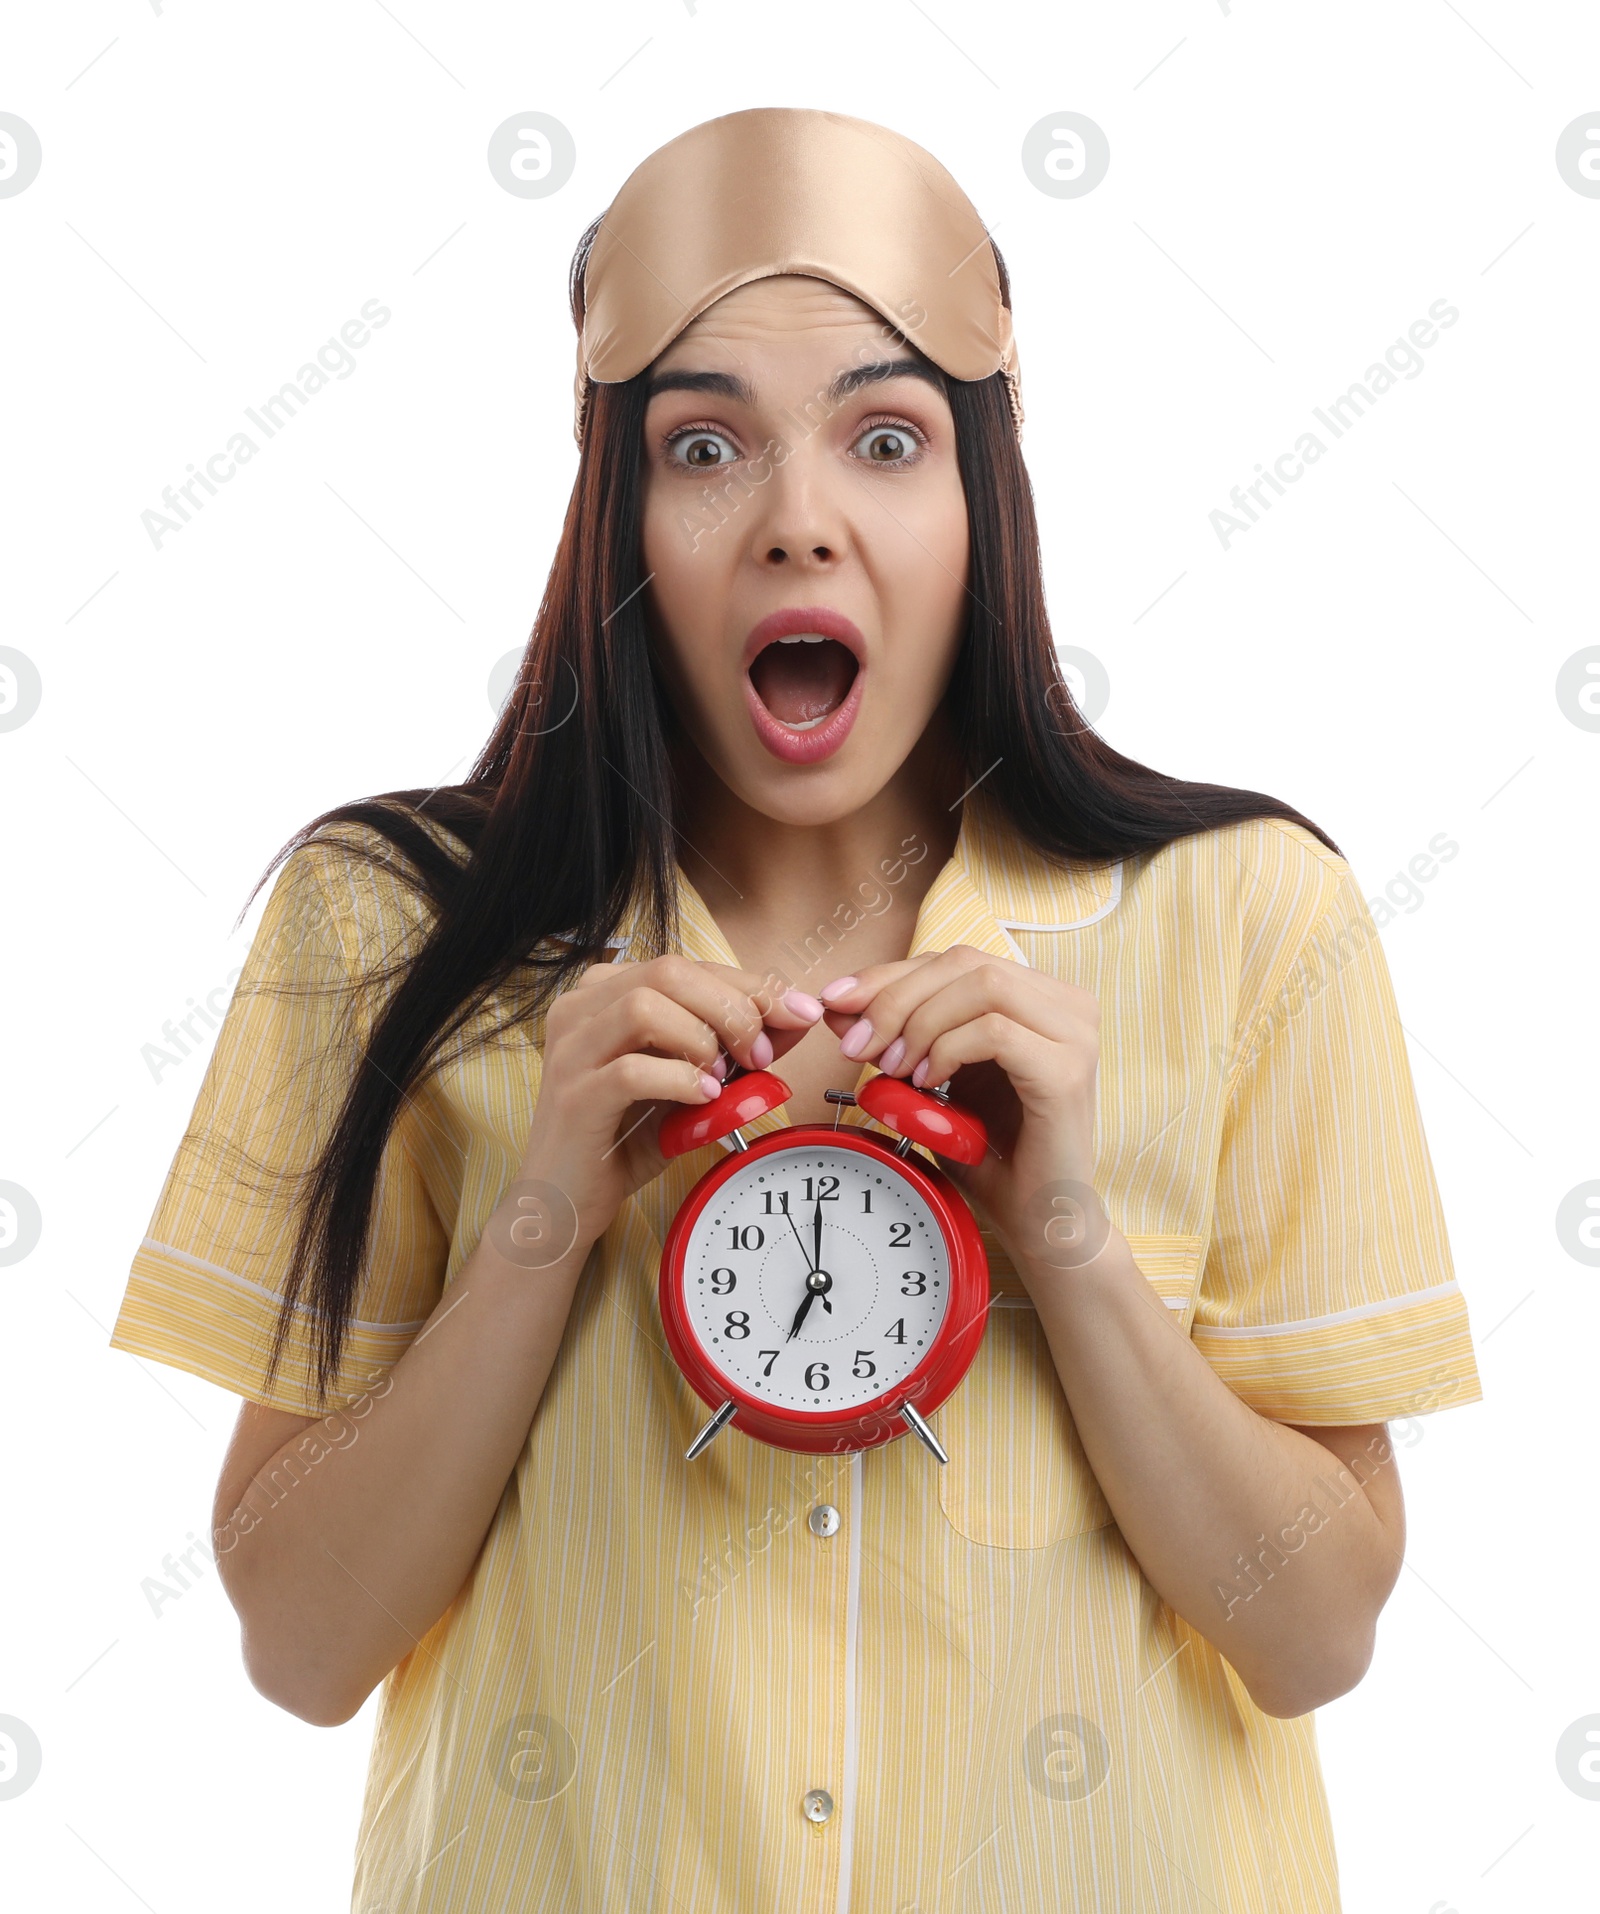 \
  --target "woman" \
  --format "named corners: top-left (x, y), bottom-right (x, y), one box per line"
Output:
top-left (111, 108), bottom-right (1483, 1913)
